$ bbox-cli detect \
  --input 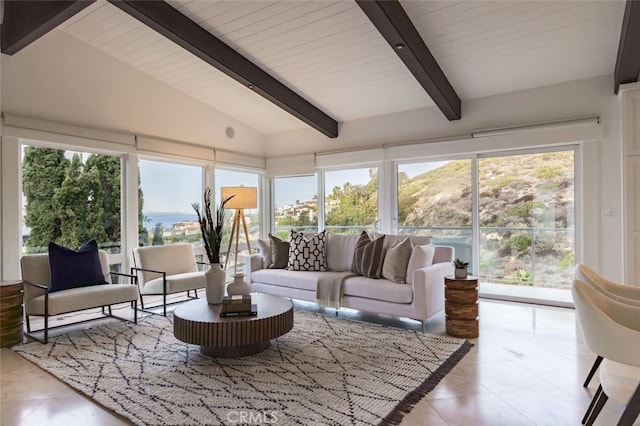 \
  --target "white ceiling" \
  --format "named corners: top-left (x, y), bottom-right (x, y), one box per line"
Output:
top-left (56, 0), bottom-right (625, 136)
